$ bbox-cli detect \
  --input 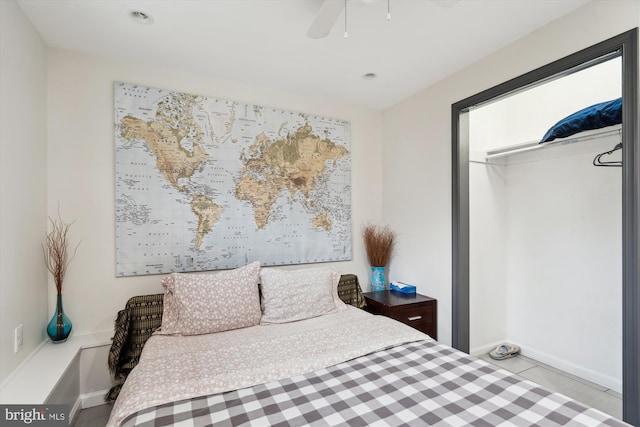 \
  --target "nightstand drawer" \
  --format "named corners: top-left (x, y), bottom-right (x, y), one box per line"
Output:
top-left (389, 307), bottom-right (433, 333)
top-left (363, 291), bottom-right (437, 340)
